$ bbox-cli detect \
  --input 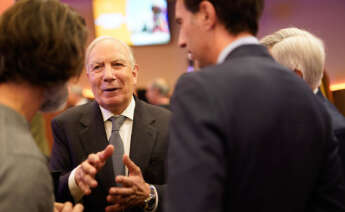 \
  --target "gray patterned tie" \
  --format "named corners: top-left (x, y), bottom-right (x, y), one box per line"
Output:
top-left (109, 116), bottom-right (126, 178)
